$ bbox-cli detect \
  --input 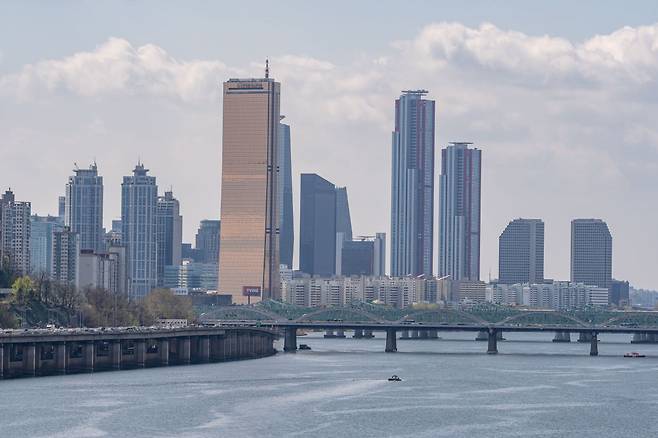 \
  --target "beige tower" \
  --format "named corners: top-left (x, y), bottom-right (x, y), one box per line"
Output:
top-left (218, 72), bottom-right (280, 304)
